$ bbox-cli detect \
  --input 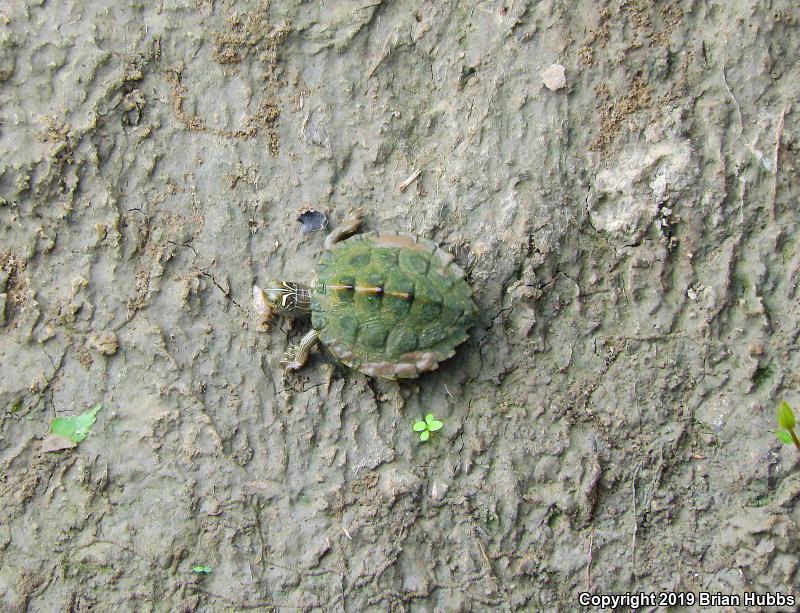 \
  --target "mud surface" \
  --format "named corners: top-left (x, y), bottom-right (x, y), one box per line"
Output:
top-left (2, 1), bottom-right (800, 611)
